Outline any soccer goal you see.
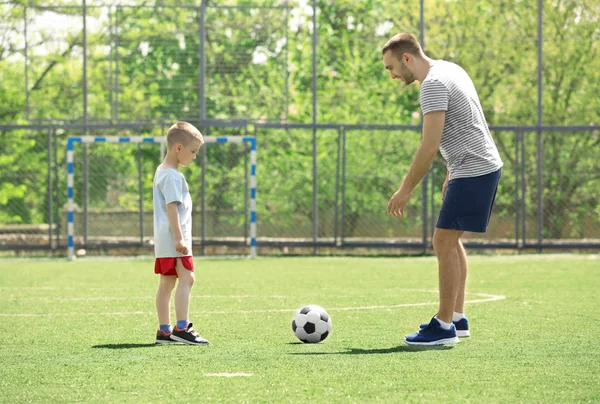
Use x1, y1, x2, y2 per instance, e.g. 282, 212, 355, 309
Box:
66, 135, 257, 260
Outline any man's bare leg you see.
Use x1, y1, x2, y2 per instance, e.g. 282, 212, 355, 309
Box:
432, 228, 464, 324
454, 240, 468, 315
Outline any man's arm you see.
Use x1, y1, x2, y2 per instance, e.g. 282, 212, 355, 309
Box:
399, 110, 446, 193
166, 202, 188, 254
387, 110, 446, 217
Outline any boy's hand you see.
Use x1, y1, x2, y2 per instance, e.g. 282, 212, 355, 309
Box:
174, 239, 189, 255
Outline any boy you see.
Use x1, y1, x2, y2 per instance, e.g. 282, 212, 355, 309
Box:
153, 121, 209, 345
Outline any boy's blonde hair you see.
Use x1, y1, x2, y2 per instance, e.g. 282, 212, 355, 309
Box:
167, 122, 204, 149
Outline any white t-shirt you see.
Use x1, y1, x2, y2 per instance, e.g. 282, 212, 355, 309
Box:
153, 168, 193, 258
419, 60, 503, 180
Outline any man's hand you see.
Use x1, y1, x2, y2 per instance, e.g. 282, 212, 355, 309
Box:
442, 169, 449, 201
387, 188, 411, 218
174, 239, 189, 255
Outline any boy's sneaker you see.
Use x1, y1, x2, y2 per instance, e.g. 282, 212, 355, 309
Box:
419, 317, 470, 338
171, 323, 209, 346
155, 329, 175, 345
405, 318, 460, 345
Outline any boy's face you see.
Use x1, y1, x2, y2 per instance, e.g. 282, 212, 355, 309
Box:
176, 139, 203, 167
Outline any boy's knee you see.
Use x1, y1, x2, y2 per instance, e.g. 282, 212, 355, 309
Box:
161, 283, 176, 292
179, 272, 195, 287
159, 276, 176, 292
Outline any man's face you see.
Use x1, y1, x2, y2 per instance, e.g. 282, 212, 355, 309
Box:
177, 139, 203, 167
383, 51, 416, 85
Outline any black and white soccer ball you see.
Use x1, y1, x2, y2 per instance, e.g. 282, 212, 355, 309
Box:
292, 304, 332, 343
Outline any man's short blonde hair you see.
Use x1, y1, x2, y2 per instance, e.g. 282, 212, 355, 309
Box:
167, 122, 204, 149
382, 33, 423, 60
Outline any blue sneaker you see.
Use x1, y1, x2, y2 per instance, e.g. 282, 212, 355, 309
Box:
420, 317, 470, 338
406, 318, 460, 345
453, 318, 470, 338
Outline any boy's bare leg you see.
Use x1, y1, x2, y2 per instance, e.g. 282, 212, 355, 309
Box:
454, 241, 468, 314
156, 275, 176, 326
432, 228, 464, 324
174, 258, 195, 323
171, 259, 208, 345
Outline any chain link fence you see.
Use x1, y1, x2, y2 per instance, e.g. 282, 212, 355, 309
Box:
1, 1, 599, 254
0, 123, 599, 254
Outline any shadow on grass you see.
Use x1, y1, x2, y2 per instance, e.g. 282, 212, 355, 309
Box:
92, 343, 158, 349
288, 345, 455, 355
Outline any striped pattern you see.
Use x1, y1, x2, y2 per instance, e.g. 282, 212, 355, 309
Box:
67, 136, 257, 260
420, 61, 503, 180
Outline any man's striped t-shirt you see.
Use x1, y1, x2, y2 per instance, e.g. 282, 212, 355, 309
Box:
419, 60, 503, 180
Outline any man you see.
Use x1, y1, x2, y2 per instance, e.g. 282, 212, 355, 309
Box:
382, 33, 503, 345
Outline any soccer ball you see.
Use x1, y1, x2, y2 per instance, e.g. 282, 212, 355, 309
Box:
292, 304, 332, 343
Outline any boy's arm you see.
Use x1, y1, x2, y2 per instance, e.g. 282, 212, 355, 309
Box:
166, 202, 188, 255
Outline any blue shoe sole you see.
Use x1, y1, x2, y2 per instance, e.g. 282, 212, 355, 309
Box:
404, 336, 460, 345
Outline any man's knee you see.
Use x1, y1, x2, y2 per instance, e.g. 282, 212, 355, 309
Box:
433, 229, 462, 254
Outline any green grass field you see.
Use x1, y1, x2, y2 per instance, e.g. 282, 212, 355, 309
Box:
1, 255, 599, 403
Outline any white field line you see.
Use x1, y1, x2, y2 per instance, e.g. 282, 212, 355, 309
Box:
0, 291, 505, 317
0, 289, 480, 301
0, 295, 292, 301
204, 373, 253, 377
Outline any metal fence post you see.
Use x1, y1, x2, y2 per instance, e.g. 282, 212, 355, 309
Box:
83, 142, 88, 247
47, 129, 53, 249
312, 0, 318, 254
515, 131, 520, 248
537, 0, 544, 252
521, 131, 526, 248
420, 3, 428, 251
334, 126, 342, 245
340, 127, 347, 245
109, 6, 114, 122
199, 2, 206, 121
244, 126, 249, 245
419, 0, 424, 49
83, 0, 88, 126
138, 138, 144, 246
284, 0, 290, 121
54, 129, 60, 247
115, 6, 120, 121
24, 6, 30, 121
201, 140, 207, 256
160, 121, 165, 159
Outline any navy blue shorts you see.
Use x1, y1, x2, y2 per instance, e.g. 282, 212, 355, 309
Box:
436, 168, 502, 233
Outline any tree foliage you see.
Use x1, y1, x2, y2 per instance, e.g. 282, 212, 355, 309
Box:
0, 0, 598, 240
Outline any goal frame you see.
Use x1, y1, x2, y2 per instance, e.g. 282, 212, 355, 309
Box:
66, 135, 257, 260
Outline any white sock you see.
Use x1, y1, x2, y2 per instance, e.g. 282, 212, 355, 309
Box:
435, 317, 452, 330
452, 312, 465, 322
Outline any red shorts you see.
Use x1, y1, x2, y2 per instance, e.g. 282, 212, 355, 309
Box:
154, 256, 195, 277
